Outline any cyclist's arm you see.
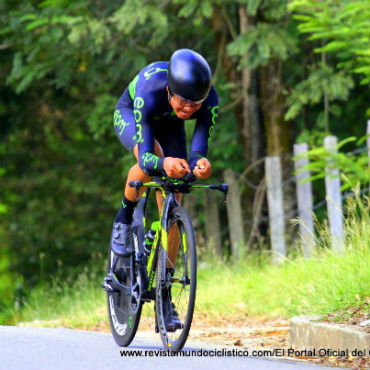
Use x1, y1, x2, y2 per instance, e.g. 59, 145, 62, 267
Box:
137, 121, 165, 176
188, 88, 219, 170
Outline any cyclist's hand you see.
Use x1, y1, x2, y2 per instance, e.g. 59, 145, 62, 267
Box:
193, 158, 212, 179
163, 157, 191, 178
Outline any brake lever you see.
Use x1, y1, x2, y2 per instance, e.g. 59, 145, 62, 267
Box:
222, 184, 229, 205
209, 183, 229, 205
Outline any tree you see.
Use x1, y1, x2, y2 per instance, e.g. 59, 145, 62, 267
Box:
286, 0, 369, 132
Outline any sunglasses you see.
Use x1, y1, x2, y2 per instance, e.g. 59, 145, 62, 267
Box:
168, 88, 207, 108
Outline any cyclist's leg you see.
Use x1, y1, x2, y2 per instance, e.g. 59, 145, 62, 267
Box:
112, 101, 164, 256
114, 101, 164, 210
153, 119, 187, 268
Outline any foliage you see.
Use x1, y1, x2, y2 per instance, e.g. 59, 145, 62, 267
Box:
289, 0, 370, 85
285, 65, 354, 121
286, 0, 370, 129
227, 1, 299, 69
296, 136, 370, 190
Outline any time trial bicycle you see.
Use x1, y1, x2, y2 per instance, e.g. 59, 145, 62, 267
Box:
102, 175, 228, 351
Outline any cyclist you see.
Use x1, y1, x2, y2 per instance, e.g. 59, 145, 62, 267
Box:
107, 48, 219, 331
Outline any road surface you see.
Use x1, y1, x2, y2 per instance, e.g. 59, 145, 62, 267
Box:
0, 326, 339, 370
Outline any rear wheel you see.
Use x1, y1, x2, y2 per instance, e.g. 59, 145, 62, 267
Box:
106, 232, 142, 347
155, 206, 197, 351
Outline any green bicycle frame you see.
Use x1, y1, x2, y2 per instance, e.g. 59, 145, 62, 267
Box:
143, 182, 180, 292
130, 178, 228, 294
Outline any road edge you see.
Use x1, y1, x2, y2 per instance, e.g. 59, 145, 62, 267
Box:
290, 316, 370, 356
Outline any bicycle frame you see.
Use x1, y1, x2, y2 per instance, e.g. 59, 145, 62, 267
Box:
129, 177, 228, 300
131, 181, 181, 299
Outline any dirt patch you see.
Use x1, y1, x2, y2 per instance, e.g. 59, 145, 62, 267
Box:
139, 312, 290, 348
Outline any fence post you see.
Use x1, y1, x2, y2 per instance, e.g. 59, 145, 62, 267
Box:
265, 156, 286, 264
293, 143, 315, 258
223, 169, 245, 260
324, 136, 344, 252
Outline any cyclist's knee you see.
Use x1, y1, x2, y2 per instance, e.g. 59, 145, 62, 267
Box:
133, 141, 164, 162
128, 162, 151, 181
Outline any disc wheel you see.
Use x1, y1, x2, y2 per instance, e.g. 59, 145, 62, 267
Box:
106, 232, 142, 347
155, 206, 197, 351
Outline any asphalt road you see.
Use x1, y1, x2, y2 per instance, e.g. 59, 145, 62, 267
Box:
0, 326, 339, 370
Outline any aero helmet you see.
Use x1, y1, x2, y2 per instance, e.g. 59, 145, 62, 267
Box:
167, 49, 212, 102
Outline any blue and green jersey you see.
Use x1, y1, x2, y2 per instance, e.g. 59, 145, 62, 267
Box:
115, 61, 219, 175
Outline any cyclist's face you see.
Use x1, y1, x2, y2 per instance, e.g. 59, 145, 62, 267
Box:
170, 94, 202, 120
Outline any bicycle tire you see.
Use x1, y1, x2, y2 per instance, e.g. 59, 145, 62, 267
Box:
106, 231, 142, 347
155, 206, 197, 351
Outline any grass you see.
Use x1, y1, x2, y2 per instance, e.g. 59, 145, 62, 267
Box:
8, 268, 107, 330
6, 194, 370, 329
197, 247, 369, 318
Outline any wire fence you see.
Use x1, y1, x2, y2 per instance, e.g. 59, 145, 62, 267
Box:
190, 121, 370, 262
214, 132, 370, 255
237, 144, 368, 221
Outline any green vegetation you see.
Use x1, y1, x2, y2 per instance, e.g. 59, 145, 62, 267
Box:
8, 269, 107, 330
9, 195, 370, 328
200, 192, 370, 318
198, 248, 369, 318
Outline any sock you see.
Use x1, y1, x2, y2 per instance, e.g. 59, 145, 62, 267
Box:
114, 197, 137, 224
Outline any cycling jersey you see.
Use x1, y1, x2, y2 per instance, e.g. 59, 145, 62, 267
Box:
114, 61, 219, 175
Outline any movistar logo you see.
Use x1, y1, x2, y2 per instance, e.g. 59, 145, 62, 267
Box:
208, 105, 219, 144
114, 110, 130, 135
142, 152, 159, 169
144, 66, 167, 80
211, 105, 219, 125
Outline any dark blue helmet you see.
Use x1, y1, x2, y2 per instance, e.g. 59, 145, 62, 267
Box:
167, 49, 212, 102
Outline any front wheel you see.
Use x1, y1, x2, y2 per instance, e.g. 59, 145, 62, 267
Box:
156, 206, 197, 351
106, 232, 142, 347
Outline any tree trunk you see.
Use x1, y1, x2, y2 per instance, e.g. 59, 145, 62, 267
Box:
224, 169, 245, 260
204, 191, 222, 256
250, 70, 263, 165
259, 60, 289, 156
259, 60, 295, 238
239, 6, 252, 167
210, 5, 265, 251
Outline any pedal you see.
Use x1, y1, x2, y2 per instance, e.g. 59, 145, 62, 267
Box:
101, 281, 114, 292
101, 277, 117, 293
